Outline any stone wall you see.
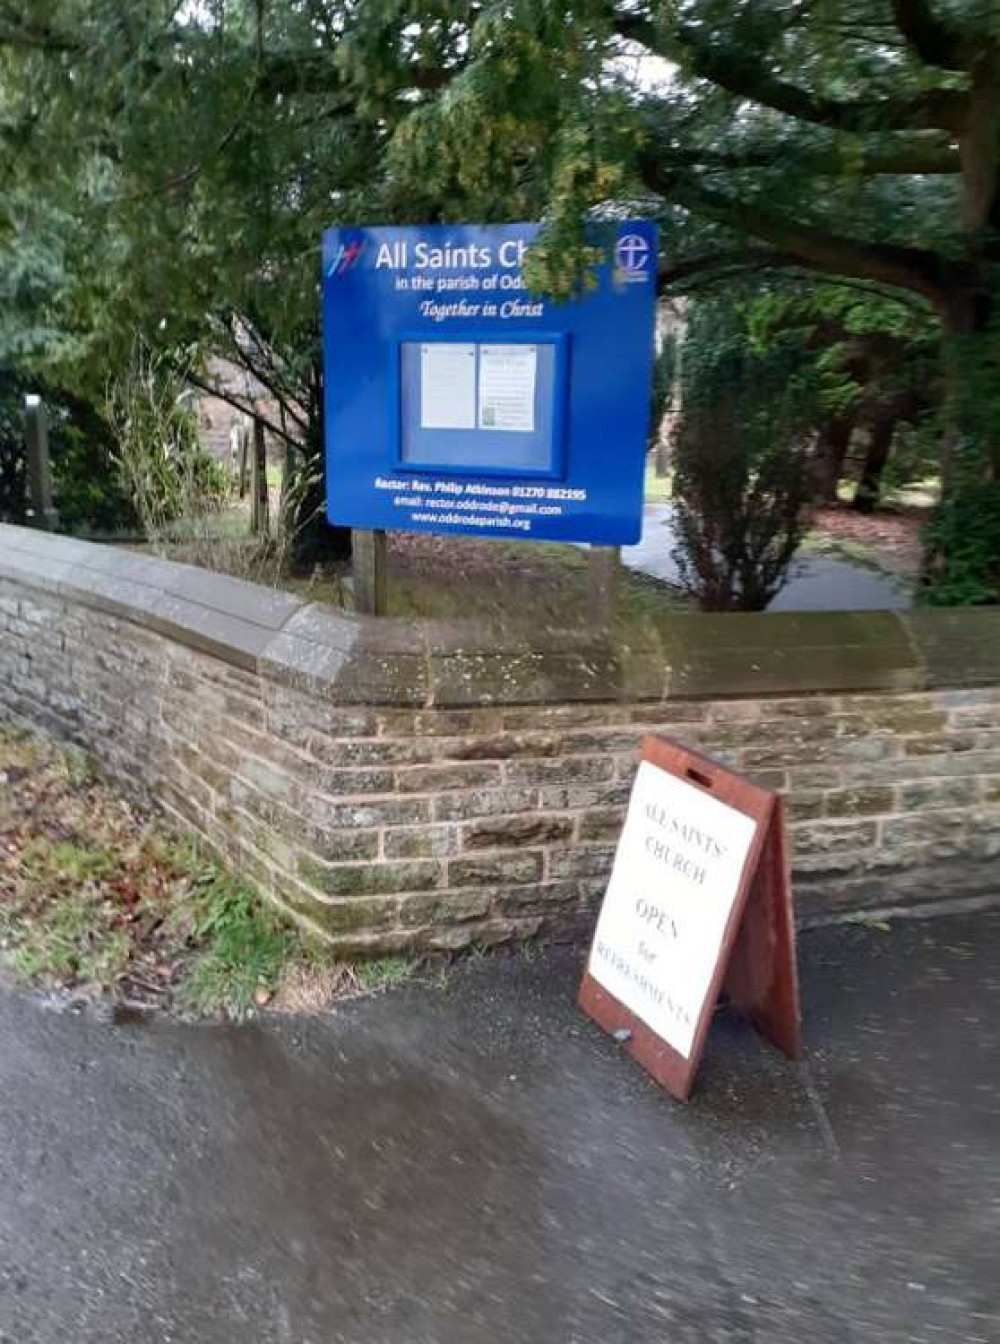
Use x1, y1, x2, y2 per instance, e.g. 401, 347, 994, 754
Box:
2, 524, 999, 952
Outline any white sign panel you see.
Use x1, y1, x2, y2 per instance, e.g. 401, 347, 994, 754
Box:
420, 343, 476, 430
478, 343, 537, 432
588, 761, 757, 1059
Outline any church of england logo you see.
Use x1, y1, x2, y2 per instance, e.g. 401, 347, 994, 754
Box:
614, 233, 651, 284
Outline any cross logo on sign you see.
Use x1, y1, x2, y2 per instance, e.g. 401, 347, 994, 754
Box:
614, 233, 650, 279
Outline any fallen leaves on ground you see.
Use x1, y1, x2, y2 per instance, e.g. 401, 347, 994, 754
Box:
809, 506, 925, 578
0, 723, 197, 1005
0, 722, 418, 1016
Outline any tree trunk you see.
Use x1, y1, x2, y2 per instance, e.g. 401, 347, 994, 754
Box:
814, 415, 854, 503
287, 361, 351, 568
937, 283, 1000, 483
853, 416, 896, 513
938, 290, 976, 493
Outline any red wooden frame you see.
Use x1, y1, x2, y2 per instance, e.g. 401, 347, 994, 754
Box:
578, 734, 801, 1101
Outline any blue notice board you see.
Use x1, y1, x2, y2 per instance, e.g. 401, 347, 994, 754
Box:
322, 220, 657, 544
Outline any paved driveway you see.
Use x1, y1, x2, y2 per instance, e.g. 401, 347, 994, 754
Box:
624, 505, 910, 610
0, 913, 996, 1342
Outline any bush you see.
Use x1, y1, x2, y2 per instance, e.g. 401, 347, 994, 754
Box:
49, 393, 138, 535
0, 370, 28, 524
670, 299, 820, 611
105, 339, 229, 540
921, 482, 1000, 606
0, 370, 137, 533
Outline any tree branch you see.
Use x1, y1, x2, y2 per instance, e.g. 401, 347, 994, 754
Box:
619, 16, 969, 133
0, 17, 83, 53
221, 319, 310, 435
257, 50, 453, 99
657, 249, 931, 312
890, 0, 970, 71
959, 52, 1000, 230
643, 165, 950, 302
675, 25, 967, 132
182, 371, 301, 450
657, 248, 795, 289
0, 14, 452, 110
656, 140, 960, 175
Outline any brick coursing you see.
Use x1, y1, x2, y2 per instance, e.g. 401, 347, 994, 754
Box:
2, 577, 1000, 953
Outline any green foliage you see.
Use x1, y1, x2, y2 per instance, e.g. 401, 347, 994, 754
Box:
738, 279, 943, 508
0, 368, 136, 533
0, 369, 28, 523
48, 394, 138, 535
9, 913, 130, 989
353, 957, 415, 992
879, 420, 940, 495
2, 721, 426, 1015
20, 836, 118, 885
105, 341, 228, 539
920, 309, 1000, 601
747, 285, 934, 351
174, 871, 295, 1018
921, 483, 1000, 607
4, 829, 137, 990
0, 1, 997, 595
0, 4, 372, 558
947, 313, 1000, 477
8, 838, 128, 986
743, 283, 938, 416
671, 296, 821, 611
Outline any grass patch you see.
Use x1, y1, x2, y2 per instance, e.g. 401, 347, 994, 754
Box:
353, 957, 415, 993
644, 462, 672, 503
0, 722, 417, 1018
133, 492, 689, 627
0, 729, 194, 994
171, 869, 296, 1018
8, 894, 131, 987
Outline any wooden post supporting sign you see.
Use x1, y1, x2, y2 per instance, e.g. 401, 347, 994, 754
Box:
578, 734, 801, 1101
587, 545, 620, 627
353, 528, 388, 616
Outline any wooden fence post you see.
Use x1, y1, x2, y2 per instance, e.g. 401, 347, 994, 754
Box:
250, 419, 269, 536
24, 396, 58, 531
237, 420, 250, 498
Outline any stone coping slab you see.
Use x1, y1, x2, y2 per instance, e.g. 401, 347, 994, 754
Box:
3, 523, 1000, 707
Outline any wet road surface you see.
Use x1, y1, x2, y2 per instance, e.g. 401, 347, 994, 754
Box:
0, 912, 997, 1343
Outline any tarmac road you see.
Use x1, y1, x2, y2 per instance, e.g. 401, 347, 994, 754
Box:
0, 911, 997, 1343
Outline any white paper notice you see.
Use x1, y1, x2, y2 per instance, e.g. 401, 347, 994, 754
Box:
588, 761, 757, 1059
478, 344, 537, 433
420, 343, 476, 430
